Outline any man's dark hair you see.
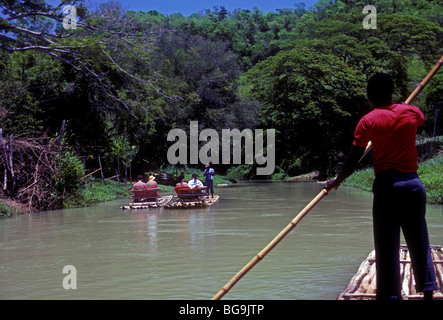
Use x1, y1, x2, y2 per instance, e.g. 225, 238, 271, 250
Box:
367, 73, 394, 106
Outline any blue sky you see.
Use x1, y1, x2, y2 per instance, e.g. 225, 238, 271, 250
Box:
70, 0, 320, 16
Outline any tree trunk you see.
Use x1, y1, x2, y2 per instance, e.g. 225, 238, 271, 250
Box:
98, 153, 105, 185
116, 154, 120, 182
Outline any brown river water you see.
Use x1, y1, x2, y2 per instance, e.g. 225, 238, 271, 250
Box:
1, 181, 442, 300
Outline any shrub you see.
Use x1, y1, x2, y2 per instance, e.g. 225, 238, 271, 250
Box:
56, 151, 85, 206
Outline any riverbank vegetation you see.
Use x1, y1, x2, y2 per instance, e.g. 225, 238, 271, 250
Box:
342, 136, 443, 204
1, 0, 442, 214
344, 152, 443, 204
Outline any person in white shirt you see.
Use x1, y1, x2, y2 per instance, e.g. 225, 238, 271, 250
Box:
188, 173, 203, 189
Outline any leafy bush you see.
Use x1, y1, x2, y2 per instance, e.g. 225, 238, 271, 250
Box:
418, 153, 443, 204
56, 151, 85, 206
78, 179, 132, 206
344, 153, 443, 204
343, 169, 374, 192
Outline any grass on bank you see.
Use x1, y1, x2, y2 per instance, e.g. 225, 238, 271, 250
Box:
71, 179, 133, 207
343, 152, 443, 204
0, 200, 28, 218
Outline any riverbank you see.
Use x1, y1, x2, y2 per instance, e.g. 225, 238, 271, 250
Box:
343, 152, 443, 204
61, 171, 232, 208
2, 151, 441, 218
0, 170, 234, 218
0, 179, 133, 218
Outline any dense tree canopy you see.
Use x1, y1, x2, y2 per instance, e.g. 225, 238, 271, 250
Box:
245, 11, 442, 177
1, 0, 442, 208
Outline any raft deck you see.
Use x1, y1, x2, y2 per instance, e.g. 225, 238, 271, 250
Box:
120, 195, 173, 210
164, 195, 219, 209
338, 245, 443, 300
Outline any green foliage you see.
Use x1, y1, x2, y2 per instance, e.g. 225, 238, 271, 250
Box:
271, 166, 288, 181
417, 152, 443, 204
161, 165, 233, 185
77, 179, 132, 207
344, 151, 443, 204
56, 151, 85, 206
226, 164, 256, 181
1, 0, 443, 211
342, 169, 375, 192
423, 73, 443, 136
245, 38, 367, 177
0, 199, 27, 218
244, 11, 442, 178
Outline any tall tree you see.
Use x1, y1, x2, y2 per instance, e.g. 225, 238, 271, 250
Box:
245, 12, 443, 177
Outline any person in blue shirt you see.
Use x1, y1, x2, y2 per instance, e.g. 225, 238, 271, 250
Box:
204, 163, 215, 197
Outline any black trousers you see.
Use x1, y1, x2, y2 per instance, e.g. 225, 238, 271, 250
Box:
205, 179, 214, 196
372, 170, 438, 300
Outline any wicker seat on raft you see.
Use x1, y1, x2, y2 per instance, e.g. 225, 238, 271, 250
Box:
174, 186, 207, 201
131, 188, 160, 203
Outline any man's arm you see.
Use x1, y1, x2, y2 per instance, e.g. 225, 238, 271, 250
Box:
324, 145, 366, 191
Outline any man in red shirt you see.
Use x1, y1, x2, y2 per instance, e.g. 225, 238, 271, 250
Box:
325, 73, 438, 300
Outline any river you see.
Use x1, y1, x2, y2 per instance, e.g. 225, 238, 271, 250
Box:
1, 181, 442, 300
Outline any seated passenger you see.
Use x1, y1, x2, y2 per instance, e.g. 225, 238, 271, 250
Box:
175, 174, 188, 187
132, 175, 147, 191
188, 173, 203, 189
145, 175, 158, 188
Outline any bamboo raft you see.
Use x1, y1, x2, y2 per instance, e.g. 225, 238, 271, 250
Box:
338, 245, 443, 300
164, 195, 219, 209
120, 195, 173, 210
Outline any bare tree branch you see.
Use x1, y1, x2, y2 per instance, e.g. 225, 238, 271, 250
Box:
0, 1, 179, 111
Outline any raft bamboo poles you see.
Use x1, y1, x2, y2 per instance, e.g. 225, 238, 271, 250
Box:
338, 246, 443, 300
212, 56, 443, 301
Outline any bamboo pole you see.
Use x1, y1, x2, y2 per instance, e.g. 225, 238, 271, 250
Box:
402, 251, 412, 296
81, 168, 102, 180
433, 248, 443, 290
212, 56, 443, 300
365, 264, 377, 294
360, 55, 443, 162
346, 253, 374, 293
212, 188, 329, 300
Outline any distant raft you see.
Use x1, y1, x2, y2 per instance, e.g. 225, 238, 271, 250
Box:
120, 188, 173, 210
338, 245, 443, 300
165, 195, 219, 209
164, 186, 219, 209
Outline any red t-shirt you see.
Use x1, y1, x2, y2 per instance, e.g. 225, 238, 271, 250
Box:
353, 103, 424, 173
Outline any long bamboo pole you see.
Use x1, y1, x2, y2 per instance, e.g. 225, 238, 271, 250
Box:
212, 55, 443, 301
212, 188, 328, 300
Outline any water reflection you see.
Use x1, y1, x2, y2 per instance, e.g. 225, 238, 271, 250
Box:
0, 181, 442, 300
